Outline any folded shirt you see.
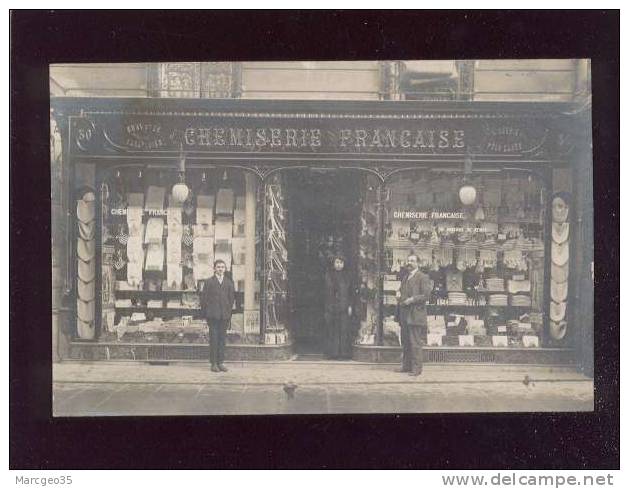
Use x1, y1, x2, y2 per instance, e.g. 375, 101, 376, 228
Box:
145, 244, 165, 272
144, 217, 164, 244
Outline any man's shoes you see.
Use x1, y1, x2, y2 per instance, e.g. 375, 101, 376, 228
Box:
218, 364, 228, 372
409, 369, 422, 377
210, 364, 220, 373
395, 367, 411, 373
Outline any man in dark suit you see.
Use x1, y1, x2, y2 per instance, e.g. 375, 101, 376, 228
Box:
200, 259, 235, 373
397, 254, 433, 376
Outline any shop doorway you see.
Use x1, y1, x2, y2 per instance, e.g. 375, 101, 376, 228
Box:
286, 169, 362, 353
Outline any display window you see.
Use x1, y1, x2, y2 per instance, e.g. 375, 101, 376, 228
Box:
382, 170, 546, 348
79, 166, 261, 344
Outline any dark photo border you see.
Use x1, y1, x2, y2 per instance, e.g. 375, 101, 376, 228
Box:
10, 10, 619, 469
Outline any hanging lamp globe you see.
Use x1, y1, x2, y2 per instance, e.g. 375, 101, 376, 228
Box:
459, 184, 477, 206
172, 182, 189, 204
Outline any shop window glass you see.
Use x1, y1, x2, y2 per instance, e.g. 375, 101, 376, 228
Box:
356, 176, 381, 345
383, 170, 546, 348
95, 166, 260, 344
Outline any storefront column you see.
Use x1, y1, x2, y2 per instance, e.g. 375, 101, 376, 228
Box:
243, 173, 259, 336
376, 180, 386, 346
259, 180, 268, 344
51, 111, 72, 360
572, 111, 594, 376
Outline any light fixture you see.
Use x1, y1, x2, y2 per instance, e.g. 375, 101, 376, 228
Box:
172, 146, 190, 204
458, 153, 477, 206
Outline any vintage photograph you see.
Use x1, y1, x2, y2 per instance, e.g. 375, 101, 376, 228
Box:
49, 60, 594, 416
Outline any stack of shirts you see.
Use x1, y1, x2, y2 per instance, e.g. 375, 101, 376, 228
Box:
503, 248, 527, 271
139, 318, 164, 333
485, 277, 505, 292
427, 315, 446, 335
507, 279, 531, 294
478, 248, 497, 270
114, 298, 133, 308
510, 295, 532, 307
456, 247, 478, 271
147, 299, 163, 309
465, 318, 486, 336
447, 292, 467, 305
166, 299, 181, 309
488, 294, 508, 306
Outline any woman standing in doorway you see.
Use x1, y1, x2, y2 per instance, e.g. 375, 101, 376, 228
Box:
324, 255, 357, 359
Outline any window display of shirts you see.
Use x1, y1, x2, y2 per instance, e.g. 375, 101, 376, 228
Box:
145, 186, 165, 211
145, 244, 165, 272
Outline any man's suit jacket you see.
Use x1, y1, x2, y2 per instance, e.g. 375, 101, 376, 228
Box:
399, 269, 433, 326
200, 275, 235, 322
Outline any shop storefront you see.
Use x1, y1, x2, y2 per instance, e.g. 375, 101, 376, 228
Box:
51, 97, 590, 366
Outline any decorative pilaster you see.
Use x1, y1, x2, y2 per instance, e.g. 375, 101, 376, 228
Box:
456, 60, 475, 101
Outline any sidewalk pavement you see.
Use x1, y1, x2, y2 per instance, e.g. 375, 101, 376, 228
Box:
53, 361, 594, 416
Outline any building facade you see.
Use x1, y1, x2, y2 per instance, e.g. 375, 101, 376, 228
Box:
50, 61, 593, 373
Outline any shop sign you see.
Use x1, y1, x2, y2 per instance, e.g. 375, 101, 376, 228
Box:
69, 111, 556, 160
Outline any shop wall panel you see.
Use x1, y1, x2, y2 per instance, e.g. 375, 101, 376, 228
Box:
50, 64, 151, 97
241, 68, 380, 99
473, 92, 574, 102
476, 59, 577, 71
242, 61, 379, 70
241, 91, 381, 100
474, 70, 575, 95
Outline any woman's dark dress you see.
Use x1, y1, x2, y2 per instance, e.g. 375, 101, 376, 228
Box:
324, 270, 355, 359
